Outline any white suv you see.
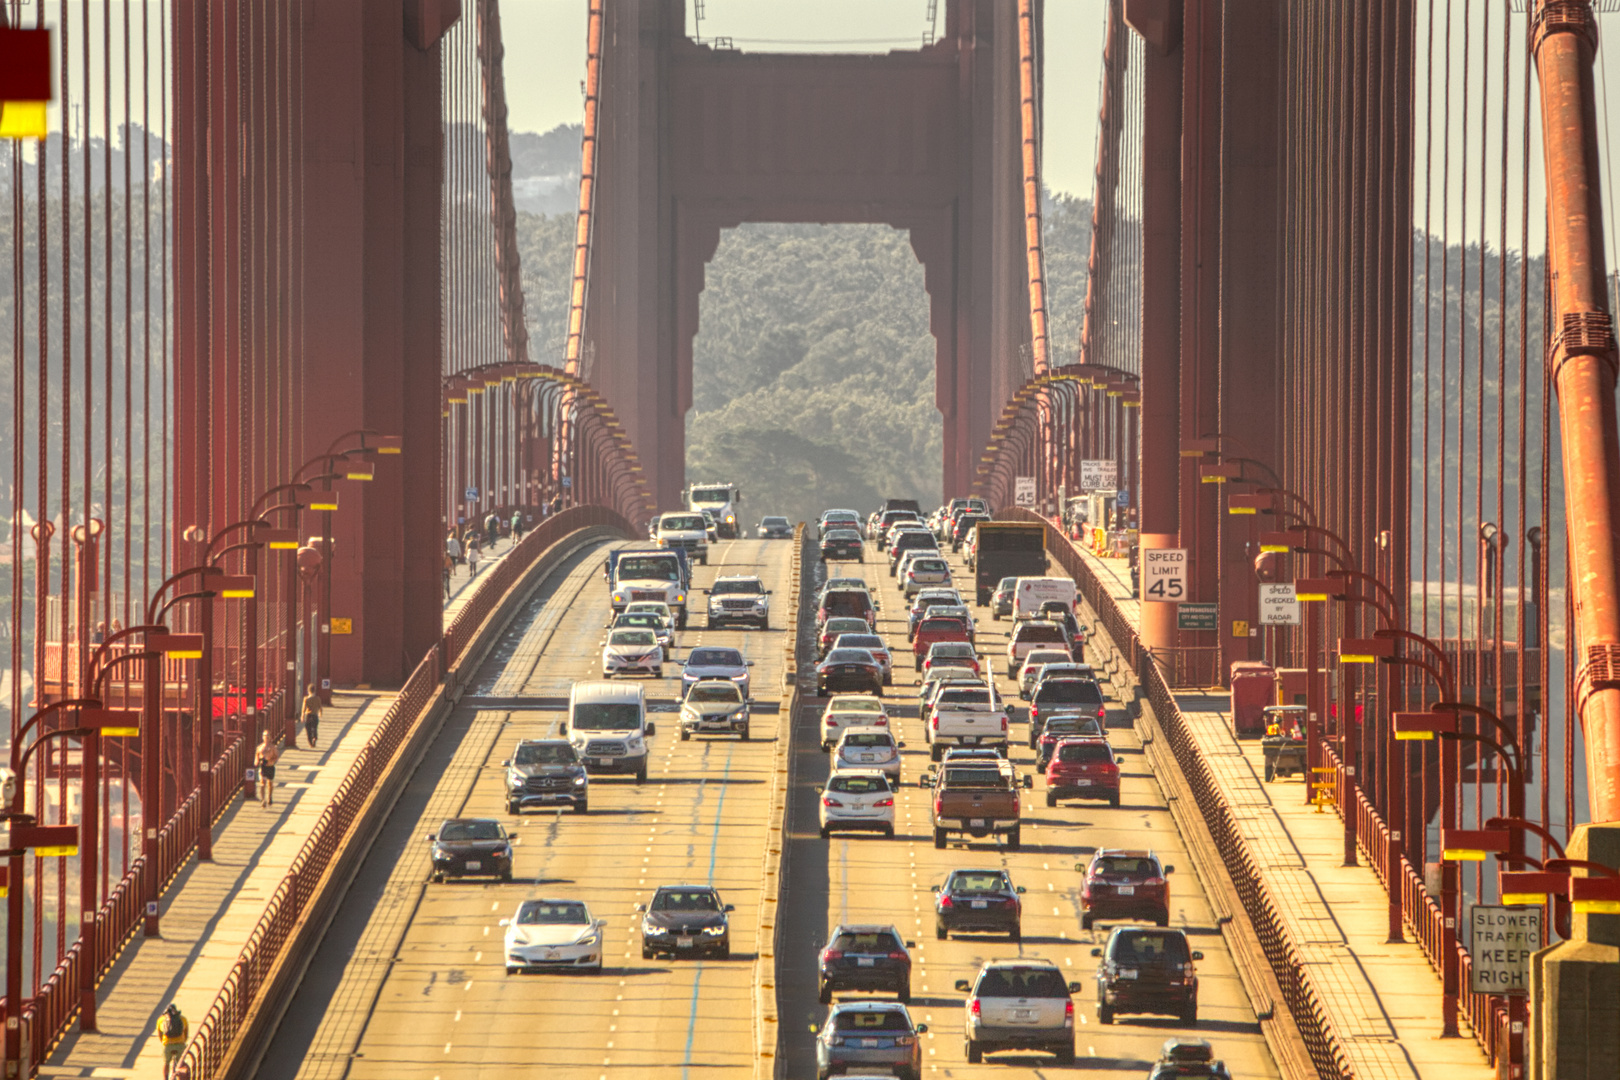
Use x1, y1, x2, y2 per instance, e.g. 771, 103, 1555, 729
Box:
832, 726, 904, 781
655, 511, 709, 564
818, 769, 896, 838
955, 959, 1080, 1065
706, 575, 770, 629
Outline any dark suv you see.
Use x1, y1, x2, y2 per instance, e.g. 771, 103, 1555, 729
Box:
1092, 926, 1201, 1024
1078, 849, 1175, 928
818, 924, 914, 1002
503, 739, 588, 815
933, 868, 1024, 940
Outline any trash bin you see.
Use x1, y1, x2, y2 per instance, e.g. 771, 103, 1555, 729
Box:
1228, 661, 1276, 738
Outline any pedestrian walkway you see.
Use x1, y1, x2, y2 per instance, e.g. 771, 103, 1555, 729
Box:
1073, 541, 1494, 1080
443, 525, 528, 616
41, 692, 395, 1080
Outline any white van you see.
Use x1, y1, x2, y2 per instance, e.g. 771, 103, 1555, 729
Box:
1013, 576, 1078, 621
567, 681, 655, 783
656, 511, 709, 565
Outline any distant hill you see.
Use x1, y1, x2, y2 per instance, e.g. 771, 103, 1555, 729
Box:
509, 124, 582, 216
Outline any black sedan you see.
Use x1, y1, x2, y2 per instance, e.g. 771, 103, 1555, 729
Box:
638, 884, 734, 960
757, 515, 794, 539
820, 528, 865, 561
819, 923, 914, 1002
933, 868, 1025, 941
817, 648, 885, 696
427, 818, 515, 883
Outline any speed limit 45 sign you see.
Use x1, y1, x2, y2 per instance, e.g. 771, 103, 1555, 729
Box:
1142, 548, 1188, 602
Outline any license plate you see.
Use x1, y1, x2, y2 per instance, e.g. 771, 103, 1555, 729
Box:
465, 860, 481, 871
677, 937, 694, 949
858, 754, 875, 762
860, 1039, 881, 1048
594, 756, 615, 765
857, 957, 876, 967
971, 900, 989, 909
971, 818, 986, 827
1117, 885, 1135, 895
962, 735, 977, 744
1012, 1008, 1035, 1020
1076, 778, 1092, 786
1120, 969, 1139, 979
841, 666, 861, 674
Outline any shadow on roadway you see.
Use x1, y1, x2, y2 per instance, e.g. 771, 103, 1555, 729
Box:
777, 697, 833, 1067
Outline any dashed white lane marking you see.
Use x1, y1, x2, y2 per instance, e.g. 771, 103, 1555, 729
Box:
454, 1010, 462, 1022
464, 980, 473, 991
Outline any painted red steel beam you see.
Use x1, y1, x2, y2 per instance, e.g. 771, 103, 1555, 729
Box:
476, 0, 531, 368
1533, 1, 1620, 822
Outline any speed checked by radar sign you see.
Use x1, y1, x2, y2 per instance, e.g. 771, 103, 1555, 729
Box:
1142, 548, 1188, 602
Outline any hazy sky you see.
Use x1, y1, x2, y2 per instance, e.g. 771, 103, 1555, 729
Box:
501, 0, 1106, 199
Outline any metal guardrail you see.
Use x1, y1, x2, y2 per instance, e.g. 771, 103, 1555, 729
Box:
999, 508, 1355, 1079
175, 505, 629, 1079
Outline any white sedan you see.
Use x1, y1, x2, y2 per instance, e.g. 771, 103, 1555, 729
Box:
818, 769, 897, 838
820, 694, 893, 750
502, 898, 605, 974
601, 628, 664, 678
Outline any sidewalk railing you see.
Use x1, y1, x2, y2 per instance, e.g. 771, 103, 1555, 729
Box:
174, 505, 626, 1079
999, 508, 1355, 1078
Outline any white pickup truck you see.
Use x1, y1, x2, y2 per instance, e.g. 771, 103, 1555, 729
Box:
925, 683, 1010, 761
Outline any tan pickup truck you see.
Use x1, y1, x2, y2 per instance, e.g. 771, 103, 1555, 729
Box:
920, 757, 1033, 850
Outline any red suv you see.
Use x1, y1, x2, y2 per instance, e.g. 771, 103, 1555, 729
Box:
912, 616, 972, 670
1044, 737, 1120, 808
1076, 849, 1174, 928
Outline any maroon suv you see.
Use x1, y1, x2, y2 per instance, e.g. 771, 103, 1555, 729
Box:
1044, 737, 1120, 808
1077, 849, 1175, 928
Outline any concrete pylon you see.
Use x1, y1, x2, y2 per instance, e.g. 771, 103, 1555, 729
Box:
1529, 822, 1620, 1080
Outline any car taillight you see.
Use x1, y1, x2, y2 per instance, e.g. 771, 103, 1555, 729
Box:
823, 949, 843, 960
876, 797, 894, 807
1065, 999, 1075, 1021
939, 894, 953, 908
969, 998, 981, 1017
822, 796, 843, 807
934, 798, 944, 816
888, 950, 907, 960
1144, 877, 1165, 887
930, 714, 939, 728
1097, 707, 1107, 719
874, 717, 887, 725
826, 718, 839, 728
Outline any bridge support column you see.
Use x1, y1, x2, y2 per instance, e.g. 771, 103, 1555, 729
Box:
1529, 823, 1620, 1080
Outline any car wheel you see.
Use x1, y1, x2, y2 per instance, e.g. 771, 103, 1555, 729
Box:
929, 745, 942, 763
1045, 791, 1057, 808
1011, 924, 1022, 942
676, 612, 687, 630
1109, 792, 1121, 808
992, 611, 1000, 621
1081, 913, 1094, 930
431, 871, 444, 883
1181, 1000, 1198, 1025
936, 922, 947, 940
819, 825, 830, 839
913, 657, 922, 671
897, 979, 911, 1003
1098, 1004, 1114, 1024
636, 766, 648, 784
576, 800, 589, 813
884, 824, 895, 838
500, 868, 513, 883
933, 827, 947, 850
1157, 908, 1170, 927
882, 672, 892, 686
680, 728, 691, 741
1006, 825, 1021, 851
818, 982, 833, 1005
655, 666, 664, 678
966, 1040, 983, 1064
1054, 1043, 1076, 1065
642, 944, 655, 960
740, 725, 750, 741
699, 554, 707, 565
505, 966, 517, 976
506, 800, 520, 815
717, 943, 730, 960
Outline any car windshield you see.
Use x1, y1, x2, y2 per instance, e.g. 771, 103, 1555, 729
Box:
828, 774, 890, 794
661, 515, 706, 531
618, 557, 679, 581
914, 593, 955, 608
616, 614, 660, 628
950, 872, 1011, 893
832, 930, 901, 952
837, 635, 884, 650
843, 732, 893, 748
651, 889, 719, 912
513, 743, 576, 766
825, 578, 866, 591
920, 617, 967, 633
609, 630, 656, 647
825, 619, 869, 635
688, 648, 743, 667
1044, 718, 1102, 737
516, 901, 588, 925
1058, 741, 1112, 763
710, 579, 763, 594
832, 1009, 911, 1033
439, 821, 503, 842
931, 642, 975, 657
1111, 932, 1190, 963
572, 703, 642, 730
691, 488, 731, 503
831, 697, 882, 713
912, 559, 948, 572
825, 529, 861, 541
762, 516, 789, 526
823, 592, 872, 611
939, 688, 992, 706
1016, 624, 1068, 644
1096, 857, 1157, 877
941, 767, 1005, 788
1024, 651, 1071, 669
624, 603, 668, 617
1037, 680, 1103, 704
975, 967, 1069, 998
826, 649, 874, 664
688, 683, 743, 704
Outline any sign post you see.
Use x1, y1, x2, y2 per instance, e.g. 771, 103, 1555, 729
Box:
1468, 905, 1540, 995
1142, 548, 1188, 602
1014, 477, 1036, 508
1080, 459, 1118, 491
1259, 583, 1301, 626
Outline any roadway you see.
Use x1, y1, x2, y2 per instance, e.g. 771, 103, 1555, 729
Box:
263, 534, 796, 1078
777, 536, 1282, 1078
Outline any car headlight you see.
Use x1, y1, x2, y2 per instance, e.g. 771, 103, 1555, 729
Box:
753, 597, 768, 607
642, 919, 664, 935
701, 924, 727, 936
573, 774, 587, 786
432, 844, 448, 858
673, 593, 685, 604
627, 735, 645, 750
725, 514, 735, 523
508, 775, 523, 790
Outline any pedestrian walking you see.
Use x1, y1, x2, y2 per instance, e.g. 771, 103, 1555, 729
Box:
443, 551, 453, 599
255, 730, 280, 808
511, 509, 524, 542
301, 686, 322, 749
445, 530, 463, 567
156, 1003, 188, 1078
485, 511, 499, 548
467, 540, 481, 578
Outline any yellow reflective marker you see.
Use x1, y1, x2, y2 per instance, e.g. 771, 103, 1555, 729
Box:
167, 649, 203, 660
308, 500, 339, 511
1501, 893, 1547, 907
0, 102, 48, 140
1296, 592, 1329, 602
35, 846, 78, 858
268, 540, 299, 550
1339, 654, 1376, 664
1228, 506, 1258, 515
1259, 543, 1290, 553
102, 727, 140, 737
1442, 849, 1488, 861
1394, 730, 1436, 741
220, 588, 255, 599
1574, 899, 1620, 914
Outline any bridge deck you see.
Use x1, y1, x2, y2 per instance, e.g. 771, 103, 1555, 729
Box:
1076, 544, 1496, 1080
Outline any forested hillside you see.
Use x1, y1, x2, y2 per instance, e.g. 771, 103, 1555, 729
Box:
516, 193, 1094, 525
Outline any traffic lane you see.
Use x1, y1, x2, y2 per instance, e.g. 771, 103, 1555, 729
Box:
275, 536, 793, 1077
785, 539, 1277, 1077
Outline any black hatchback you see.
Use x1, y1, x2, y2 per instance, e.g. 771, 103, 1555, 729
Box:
1093, 926, 1202, 1025
819, 924, 914, 1002
933, 868, 1025, 940
426, 818, 515, 883
821, 528, 865, 561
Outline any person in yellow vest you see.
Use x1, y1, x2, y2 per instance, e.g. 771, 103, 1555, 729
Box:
156, 1002, 188, 1077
